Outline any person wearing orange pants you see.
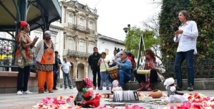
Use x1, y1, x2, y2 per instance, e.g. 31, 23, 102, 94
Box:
35, 31, 55, 93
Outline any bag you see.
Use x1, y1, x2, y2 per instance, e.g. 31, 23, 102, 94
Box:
15, 54, 25, 68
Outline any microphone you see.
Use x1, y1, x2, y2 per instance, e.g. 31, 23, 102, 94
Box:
171, 25, 179, 31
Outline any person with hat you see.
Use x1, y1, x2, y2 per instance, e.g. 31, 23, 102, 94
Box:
15, 21, 39, 95
107, 51, 132, 88
35, 30, 55, 93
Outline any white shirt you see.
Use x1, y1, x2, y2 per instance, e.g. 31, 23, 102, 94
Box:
61, 62, 71, 73
173, 21, 199, 54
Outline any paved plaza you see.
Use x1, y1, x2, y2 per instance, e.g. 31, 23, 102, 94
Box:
0, 87, 214, 109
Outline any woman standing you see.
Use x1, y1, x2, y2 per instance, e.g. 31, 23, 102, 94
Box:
35, 31, 55, 93
134, 49, 159, 91
15, 21, 39, 95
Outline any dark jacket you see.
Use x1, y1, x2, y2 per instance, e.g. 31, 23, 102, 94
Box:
88, 53, 101, 70
53, 57, 61, 72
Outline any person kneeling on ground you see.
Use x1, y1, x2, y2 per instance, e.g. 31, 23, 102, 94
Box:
108, 51, 132, 88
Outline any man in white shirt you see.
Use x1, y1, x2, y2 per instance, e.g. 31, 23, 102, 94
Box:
61, 58, 72, 89
174, 10, 198, 91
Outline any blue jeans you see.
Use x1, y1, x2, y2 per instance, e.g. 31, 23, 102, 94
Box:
63, 72, 72, 88
174, 50, 194, 87
100, 71, 109, 87
108, 70, 131, 87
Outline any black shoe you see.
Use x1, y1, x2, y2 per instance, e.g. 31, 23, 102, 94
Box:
53, 88, 58, 90
187, 85, 194, 91
176, 86, 183, 91
64, 87, 67, 89
69, 86, 73, 89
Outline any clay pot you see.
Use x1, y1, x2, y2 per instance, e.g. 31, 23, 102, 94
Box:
151, 89, 162, 98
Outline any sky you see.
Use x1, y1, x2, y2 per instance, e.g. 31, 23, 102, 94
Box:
77, 0, 161, 41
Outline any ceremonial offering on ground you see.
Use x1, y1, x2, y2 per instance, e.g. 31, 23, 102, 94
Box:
32, 95, 81, 109
113, 91, 139, 102
150, 89, 162, 98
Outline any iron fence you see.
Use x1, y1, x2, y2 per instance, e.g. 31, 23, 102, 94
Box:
0, 37, 17, 71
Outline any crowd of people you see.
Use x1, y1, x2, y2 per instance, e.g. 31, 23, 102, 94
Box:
15, 10, 198, 95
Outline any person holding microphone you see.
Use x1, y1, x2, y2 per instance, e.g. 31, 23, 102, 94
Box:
174, 10, 199, 91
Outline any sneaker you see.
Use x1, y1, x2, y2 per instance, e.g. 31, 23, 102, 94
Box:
69, 86, 73, 89
106, 87, 109, 90
17, 91, 23, 95
23, 90, 32, 94
98, 87, 103, 90
187, 85, 194, 91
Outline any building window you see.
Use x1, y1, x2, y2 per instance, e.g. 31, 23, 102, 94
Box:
68, 14, 74, 28
79, 40, 86, 52
79, 17, 86, 27
88, 42, 95, 53
89, 21, 94, 30
67, 38, 75, 50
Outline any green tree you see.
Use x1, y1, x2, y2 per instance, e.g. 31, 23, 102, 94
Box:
124, 26, 158, 57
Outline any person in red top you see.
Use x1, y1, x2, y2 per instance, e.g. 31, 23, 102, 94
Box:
15, 21, 39, 95
127, 52, 136, 69
134, 49, 159, 91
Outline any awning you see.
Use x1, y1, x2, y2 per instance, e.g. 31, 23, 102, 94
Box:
0, 0, 62, 32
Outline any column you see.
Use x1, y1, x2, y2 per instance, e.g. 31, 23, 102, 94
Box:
86, 14, 89, 30
94, 17, 98, 34
86, 38, 88, 54
64, 6, 67, 24
75, 35, 79, 52
73, 63, 77, 80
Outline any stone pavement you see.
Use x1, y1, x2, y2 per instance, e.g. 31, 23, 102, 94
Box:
0, 88, 214, 109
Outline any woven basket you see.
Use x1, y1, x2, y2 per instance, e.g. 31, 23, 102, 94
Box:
107, 66, 119, 80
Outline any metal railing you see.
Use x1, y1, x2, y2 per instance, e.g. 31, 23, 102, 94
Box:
87, 28, 95, 34
77, 25, 86, 32
0, 38, 17, 71
163, 59, 214, 78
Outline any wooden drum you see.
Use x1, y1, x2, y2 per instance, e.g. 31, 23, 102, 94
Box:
107, 66, 119, 80
75, 79, 85, 92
